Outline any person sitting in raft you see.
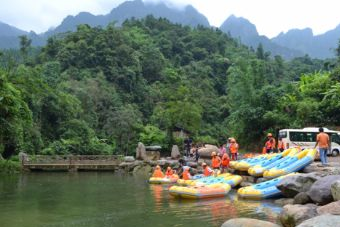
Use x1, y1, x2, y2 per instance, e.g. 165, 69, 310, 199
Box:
221, 153, 230, 173
230, 138, 239, 160
165, 166, 174, 177
152, 165, 164, 178
278, 137, 285, 153
202, 163, 213, 177
182, 166, 192, 180
211, 152, 221, 170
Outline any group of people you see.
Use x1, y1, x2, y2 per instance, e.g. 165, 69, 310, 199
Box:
263, 133, 286, 154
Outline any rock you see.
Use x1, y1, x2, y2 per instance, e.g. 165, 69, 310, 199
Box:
317, 201, 340, 215
133, 164, 152, 175
156, 159, 166, 166
119, 162, 136, 172
18, 152, 29, 162
136, 142, 147, 160
221, 218, 280, 227
124, 156, 135, 162
186, 162, 198, 168
296, 214, 340, 227
307, 175, 340, 205
279, 204, 318, 227
165, 160, 179, 168
331, 180, 340, 201
275, 198, 294, 206
277, 173, 322, 198
145, 145, 162, 151
294, 192, 312, 205
171, 145, 181, 159
240, 181, 253, 187
198, 144, 219, 158
145, 150, 160, 161
241, 175, 257, 183
302, 162, 340, 175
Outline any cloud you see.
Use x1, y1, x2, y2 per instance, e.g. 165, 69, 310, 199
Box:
1, 0, 340, 37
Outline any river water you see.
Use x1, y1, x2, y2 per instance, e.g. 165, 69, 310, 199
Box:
0, 172, 282, 227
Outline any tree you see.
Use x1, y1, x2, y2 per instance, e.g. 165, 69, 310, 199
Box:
19, 35, 32, 62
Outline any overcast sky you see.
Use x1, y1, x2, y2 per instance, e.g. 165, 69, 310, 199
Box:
1, 0, 340, 38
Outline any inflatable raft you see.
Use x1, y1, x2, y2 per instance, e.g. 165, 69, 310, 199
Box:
177, 173, 242, 187
233, 154, 276, 171
263, 149, 317, 179
169, 183, 231, 199
237, 173, 296, 199
149, 174, 179, 184
248, 148, 299, 177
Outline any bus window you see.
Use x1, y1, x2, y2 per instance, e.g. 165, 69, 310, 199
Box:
306, 132, 317, 142
279, 131, 287, 138
331, 133, 340, 144
290, 131, 305, 142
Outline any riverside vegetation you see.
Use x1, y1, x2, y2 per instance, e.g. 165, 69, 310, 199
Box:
1, 16, 340, 164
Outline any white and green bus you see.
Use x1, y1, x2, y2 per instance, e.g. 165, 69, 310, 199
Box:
279, 127, 340, 156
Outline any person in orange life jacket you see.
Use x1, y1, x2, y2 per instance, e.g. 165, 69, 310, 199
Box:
211, 152, 221, 170
165, 166, 174, 177
152, 165, 164, 178
221, 153, 230, 173
265, 133, 276, 153
278, 137, 285, 153
202, 163, 213, 176
182, 166, 192, 180
230, 138, 239, 160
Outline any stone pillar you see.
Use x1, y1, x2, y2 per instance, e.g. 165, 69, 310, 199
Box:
171, 145, 180, 159
136, 142, 147, 160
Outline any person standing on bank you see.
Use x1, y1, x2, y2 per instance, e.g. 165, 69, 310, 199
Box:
314, 127, 330, 166
264, 133, 276, 153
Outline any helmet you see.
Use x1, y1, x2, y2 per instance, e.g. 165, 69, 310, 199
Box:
231, 138, 236, 143
156, 165, 161, 169
167, 166, 171, 170
267, 133, 273, 137
211, 152, 216, 156
202, 162, 207, 166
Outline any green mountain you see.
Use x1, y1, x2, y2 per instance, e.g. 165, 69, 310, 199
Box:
219, 15, 304, 59
272, 26, 340, 59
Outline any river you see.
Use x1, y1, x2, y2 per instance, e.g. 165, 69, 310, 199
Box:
0, 172, 282, 227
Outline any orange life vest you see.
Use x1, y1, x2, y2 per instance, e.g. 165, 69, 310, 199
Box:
165, 169, 173, 177
221, 154, 230, 167
265, 138, 276, 149
278, 141, 285, 150
182, 170, 191, 180
203, 166, 213, 176
152, 169, 164, 178
230, 143, 239, 154
212, 156, 221, 168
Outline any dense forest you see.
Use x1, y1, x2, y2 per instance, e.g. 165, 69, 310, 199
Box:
1, 16, 340, 158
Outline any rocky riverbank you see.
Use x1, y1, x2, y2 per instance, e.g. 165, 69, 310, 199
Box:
220, 159, 340, 227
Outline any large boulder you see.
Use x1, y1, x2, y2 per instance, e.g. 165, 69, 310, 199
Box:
136, 142, 147, 160
331, 180, 340, 201
133, 164, 152, 175
279, 204, 318, 227
307, 175, 340, 205
274, 198, 294, 206
317, 201, 340, 215
302, 162, 340, 175
296, 214, 340, 227
171, 145, 181, 159
145, 150, 160, 161
294, 192, 312, 205
277, 173, 321, 198
124, 156, 135, 162
221, 218, 280, 227
198, 144, 219, 158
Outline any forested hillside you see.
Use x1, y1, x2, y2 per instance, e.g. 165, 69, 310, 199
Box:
1, 16, 339, 158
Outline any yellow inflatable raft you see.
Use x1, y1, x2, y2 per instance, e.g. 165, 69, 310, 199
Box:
169, 183, 231, 199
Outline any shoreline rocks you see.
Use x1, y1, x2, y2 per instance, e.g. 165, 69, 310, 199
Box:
221, 218, 280, 227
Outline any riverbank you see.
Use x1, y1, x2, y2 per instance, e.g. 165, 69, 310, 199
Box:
0, 159, 21, 173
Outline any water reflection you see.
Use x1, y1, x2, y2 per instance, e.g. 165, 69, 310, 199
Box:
149, 184, 282, 226
0, 173, 282, 227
